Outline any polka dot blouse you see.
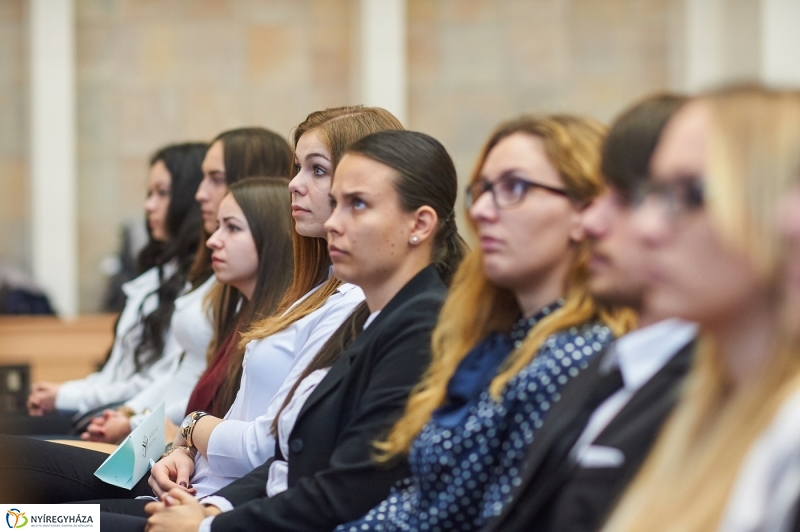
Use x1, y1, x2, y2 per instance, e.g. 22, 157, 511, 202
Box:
337, 301, 614, 532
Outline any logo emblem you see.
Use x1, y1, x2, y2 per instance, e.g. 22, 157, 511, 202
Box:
5, 509, 27, 528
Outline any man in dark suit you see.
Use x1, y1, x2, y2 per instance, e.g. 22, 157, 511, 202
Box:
481, 94, 697, 532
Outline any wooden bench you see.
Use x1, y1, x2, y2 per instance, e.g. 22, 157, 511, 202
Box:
0, 314, 117, 383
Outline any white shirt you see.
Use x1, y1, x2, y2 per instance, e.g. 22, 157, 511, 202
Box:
126, 275, 217, 429
198, 295, 377, 531
719, 389, 800, 532
56, 263, 183, 413
190, 282, 364, 497
570, 318, 697, 466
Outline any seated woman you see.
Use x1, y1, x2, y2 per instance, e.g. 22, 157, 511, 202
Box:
124, 129, 467, 532
0, 106, 403, 507
601, 87, 800, 532
339, 115, 635, 532
146, 106, 403, 502
0, 177, 294, 503
7, 142, 208, 437
80, 127, 294, 444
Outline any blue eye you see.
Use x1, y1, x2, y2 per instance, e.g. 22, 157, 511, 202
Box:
353, 198, 366, 210
313, 165, 327, 177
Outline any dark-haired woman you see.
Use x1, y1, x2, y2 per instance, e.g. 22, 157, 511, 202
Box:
80, 128, 294, 444
136, 129, 468, 532
18, 143, 209, 436
0, 177, 295, 503
139, 107, 401, 503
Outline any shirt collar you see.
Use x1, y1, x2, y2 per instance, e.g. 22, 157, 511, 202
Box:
601, 318, 697, 391
510, 299, 564, 344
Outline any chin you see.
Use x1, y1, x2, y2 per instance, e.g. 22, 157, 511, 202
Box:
331, 265, 356, 285
646, 289, 695, 322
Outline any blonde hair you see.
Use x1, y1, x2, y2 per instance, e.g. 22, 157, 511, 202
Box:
376, 115, 636, 460
240, 106, 403, 345
603, 86, 800, 532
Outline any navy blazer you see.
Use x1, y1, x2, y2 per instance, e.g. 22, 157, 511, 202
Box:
482, 339, 695, 532
209, 265, 447, 532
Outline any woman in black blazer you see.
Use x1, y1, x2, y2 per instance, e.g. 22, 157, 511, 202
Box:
104, 130, 467, 532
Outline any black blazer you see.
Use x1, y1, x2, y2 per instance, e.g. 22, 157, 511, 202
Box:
482, 339, 695, 532
210, 266, 447, 532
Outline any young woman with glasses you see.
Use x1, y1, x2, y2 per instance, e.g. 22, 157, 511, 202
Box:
339, 115, 634, 532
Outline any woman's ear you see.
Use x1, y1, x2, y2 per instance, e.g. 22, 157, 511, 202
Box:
409, 206, 438, 245
568, 208, 585, 243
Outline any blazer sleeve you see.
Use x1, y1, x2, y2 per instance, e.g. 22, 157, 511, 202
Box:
210, 459, 274, 506
209, 302, 438, 532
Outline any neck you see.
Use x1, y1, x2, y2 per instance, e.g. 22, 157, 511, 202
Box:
706, 291, 777, 389
362, 257, 430, 313
236, 279, 255, 301
514, 259, 570, 319
637, 304, 661, 328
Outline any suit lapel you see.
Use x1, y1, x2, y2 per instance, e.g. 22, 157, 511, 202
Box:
519, 352, 607, 484
294, 265, 443, 423
596, 340, 694, 438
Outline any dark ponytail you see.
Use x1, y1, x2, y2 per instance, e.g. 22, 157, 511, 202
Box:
347, 130, 467, 285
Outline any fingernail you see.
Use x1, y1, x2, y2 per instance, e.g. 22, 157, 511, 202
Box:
179, 482, 187, 488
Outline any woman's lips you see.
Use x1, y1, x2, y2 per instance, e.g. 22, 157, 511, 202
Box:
328, 245, 347, 259
479, 235, 502, 252
291, 205, 310, 217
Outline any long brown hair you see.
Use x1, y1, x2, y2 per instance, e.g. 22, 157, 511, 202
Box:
376, 115, 636, 460
189, 127, 293, 284
603, 86, 800, 532
240, 106, 404, 345
206, 178, 295, 413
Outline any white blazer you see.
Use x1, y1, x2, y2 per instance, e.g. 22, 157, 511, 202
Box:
126, 275, 217, 429
190, 282, 365, 497
55, 263, 182, 414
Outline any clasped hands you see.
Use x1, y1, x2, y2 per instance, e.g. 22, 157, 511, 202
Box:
144, 435, 220, 532
144, 489, 221, 532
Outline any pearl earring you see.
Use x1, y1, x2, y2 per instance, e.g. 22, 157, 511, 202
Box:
410, 235, 419, 244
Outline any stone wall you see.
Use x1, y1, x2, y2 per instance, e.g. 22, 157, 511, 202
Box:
407, 0, 684, 224
75, 0, 357, 310
0, 0, 29, 274
1, 0, 685, 310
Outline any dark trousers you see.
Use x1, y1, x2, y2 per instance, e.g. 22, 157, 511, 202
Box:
0, 411, 76, 436
99, 511, 147, 532
0, 435, 151, 503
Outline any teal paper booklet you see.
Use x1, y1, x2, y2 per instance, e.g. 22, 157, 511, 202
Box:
93, 401, 165, 489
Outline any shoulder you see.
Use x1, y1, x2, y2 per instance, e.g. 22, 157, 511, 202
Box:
544, 321, 615, 352
324, 283, 366, 311
376, 286, 447, 331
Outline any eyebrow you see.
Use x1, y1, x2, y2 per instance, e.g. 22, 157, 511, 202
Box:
338, 190, 371, 201
478, 169, 528, 182
221, 216, 244, 224
304, 152, 331, 162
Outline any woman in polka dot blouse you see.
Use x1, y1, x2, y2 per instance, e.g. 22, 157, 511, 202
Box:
338, 115, 636, 532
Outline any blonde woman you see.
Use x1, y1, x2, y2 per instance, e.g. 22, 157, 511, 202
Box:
340, 116, 634, 532
602, 86, 800, 532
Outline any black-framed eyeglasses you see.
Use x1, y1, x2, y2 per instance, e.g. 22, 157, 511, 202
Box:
465, 176, 569, 209
631, 177, 705, 218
